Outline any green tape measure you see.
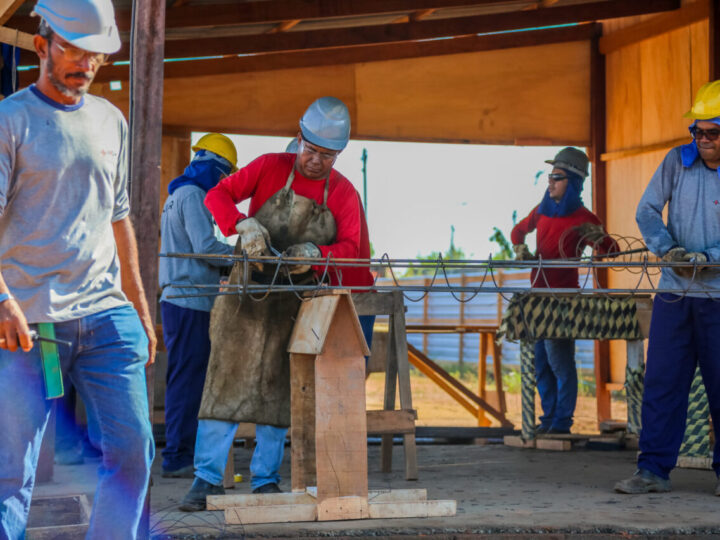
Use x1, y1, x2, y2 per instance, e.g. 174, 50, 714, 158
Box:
37, 323, 64, 399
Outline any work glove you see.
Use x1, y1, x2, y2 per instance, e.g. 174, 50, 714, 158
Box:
283, 242, 321, 274
662, 246, 700, 278
679, 251, 708, 277
235, 218, 271, 258
512, 244, 533, 261
574, 223, 606, 243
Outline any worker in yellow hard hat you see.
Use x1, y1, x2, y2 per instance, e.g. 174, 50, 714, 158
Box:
158, 133, 238, 478
615, 80, 720, 496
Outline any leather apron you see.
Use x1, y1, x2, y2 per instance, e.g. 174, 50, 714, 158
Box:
198, 167, 337, 427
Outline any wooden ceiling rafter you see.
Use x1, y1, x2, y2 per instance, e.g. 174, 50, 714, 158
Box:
266, 19, 302, 34
0, 0, 24, 26
77, 23, 599, 85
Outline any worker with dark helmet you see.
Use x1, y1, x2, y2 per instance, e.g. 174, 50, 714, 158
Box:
616, 80, 720, 496
180, 97, 374, 510
511, 147, 616, 435
159, 133, 238, 479
0, 0, 154, 537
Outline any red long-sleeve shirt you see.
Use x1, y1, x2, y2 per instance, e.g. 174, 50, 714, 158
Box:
510, 205, 616, 288
205, 152, 373, 287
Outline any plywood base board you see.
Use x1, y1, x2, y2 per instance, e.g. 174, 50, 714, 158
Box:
535, 438, 572, 451
221, 489, 454, 525
676, 456, 712, 470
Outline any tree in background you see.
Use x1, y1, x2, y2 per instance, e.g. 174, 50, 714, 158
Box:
489, 210, 517, 260
403, 225, 466, 276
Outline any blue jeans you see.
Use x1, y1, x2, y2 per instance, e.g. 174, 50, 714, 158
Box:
0, 305, 154, 540
535, 339, 577, 431
161, 302, 211, 471
194, 420, 287, 490
639, 294, 720, 479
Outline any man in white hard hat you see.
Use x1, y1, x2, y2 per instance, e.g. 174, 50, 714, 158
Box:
159, 133, 238, 479
179, 97, 374, 510
615, 80, 720, 496
0, 1, 154, 537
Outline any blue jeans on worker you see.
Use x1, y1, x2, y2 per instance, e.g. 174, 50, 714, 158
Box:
638, 294, 720, 480
0, 305, 154, 540
161, 301, 211, 472
194, 420, 288, 490
535, 339, 577, 431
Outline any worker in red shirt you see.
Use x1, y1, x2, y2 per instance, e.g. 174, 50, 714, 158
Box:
180, 97, 374, 510
511, 147, 615, 434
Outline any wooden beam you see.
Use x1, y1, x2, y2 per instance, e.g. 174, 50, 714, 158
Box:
128, 0, 165, 536
0, 0, 24, 26
155, 0, 679, 60
0, 26, 34, 51
600, 137, 688, 161
86, 24, 599, 85
599, 0, 710, 55
392, 9, 437, 24
711, 0, 720, 80
266, 19, 301, 34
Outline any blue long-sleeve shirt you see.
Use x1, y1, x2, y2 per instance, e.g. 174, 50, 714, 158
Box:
159, 184, 235, 311
636, 146, 720, 297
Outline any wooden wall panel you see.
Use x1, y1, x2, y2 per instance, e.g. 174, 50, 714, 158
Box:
639, 28, 694, 146
690, 19, 710, 95
354, 41, 591, 145
91, 42, 591, 145
606, 45, 642, 151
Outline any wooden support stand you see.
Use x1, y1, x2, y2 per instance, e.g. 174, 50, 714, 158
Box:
213, 291, 454, 525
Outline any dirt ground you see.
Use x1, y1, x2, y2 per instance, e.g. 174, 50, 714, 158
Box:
366, 371, 627, 433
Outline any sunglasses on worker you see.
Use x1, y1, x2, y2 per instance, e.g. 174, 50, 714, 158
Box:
548, 173, 568, 182
689, 126, 720, 142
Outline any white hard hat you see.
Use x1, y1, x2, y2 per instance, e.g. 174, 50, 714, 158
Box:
299, 97, 351, 151
33, 0, 121, 54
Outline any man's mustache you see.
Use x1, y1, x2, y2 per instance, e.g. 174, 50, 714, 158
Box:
65, 72, 92, 81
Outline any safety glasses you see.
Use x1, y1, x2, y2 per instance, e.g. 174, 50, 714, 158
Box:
690, 126, 720, 142
53, 41, 108, 66
548, 173, 568, 182
299, 140, 338, 162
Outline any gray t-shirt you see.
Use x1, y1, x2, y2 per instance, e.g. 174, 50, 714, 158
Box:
0, 86, 131, 322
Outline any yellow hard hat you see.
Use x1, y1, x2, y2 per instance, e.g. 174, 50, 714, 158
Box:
192, 133, 238, 172
684, 80, 720, 120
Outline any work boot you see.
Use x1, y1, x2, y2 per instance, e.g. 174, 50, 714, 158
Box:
535, 424, 550, 435
715, 476, 720, 496
252, 482, 282, 494
179, 477, 225, 512
614, 469, 671, 494
547, 427, 571, 435
162, 464, 195, 479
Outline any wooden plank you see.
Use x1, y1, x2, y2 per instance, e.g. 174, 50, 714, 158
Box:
0, 26, 33, 51
366, 409, 416, 435
208, 492, 314, 510
676, 456, 713, 470
503, 435, 536, 448
599, 0, 709, 55
317, 496, 369, 521
225, 504, 317, 524
315, 299, 369, 502
368, 500, 457, 519
601, 137, 689, 161
368, 489, 427, 503
381, 310, 399, 474
158, 0, 680, 60
0, 0, 24, 26
287, 295, 339, 354
536, 438, 572, 451
290, 353, 316, 492
222, 444, 235, 489
351, 292, 394, 316
367, 330, 387, 373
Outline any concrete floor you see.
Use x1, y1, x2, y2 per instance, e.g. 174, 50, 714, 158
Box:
32, 442, 720, 539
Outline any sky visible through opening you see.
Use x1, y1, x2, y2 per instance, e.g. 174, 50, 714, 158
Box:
193, 132, 592, 260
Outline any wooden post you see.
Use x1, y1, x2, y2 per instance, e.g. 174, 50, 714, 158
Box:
711, 0, 720, 81
290, 353, 316, 492
422, 278, 430, 355
128, 0, 166, 537
590, 26, 612, 425
458, 274, 466, 372
477, 333, 489, 427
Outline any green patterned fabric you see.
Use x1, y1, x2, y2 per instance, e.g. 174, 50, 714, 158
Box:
499, 294, 644, 341
679, 368, 711, 459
